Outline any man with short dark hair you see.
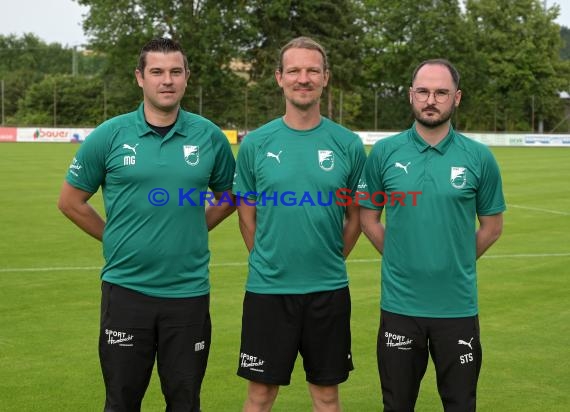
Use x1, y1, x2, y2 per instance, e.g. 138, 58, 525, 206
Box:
58, 37, 235, 411
360, 58, 505, 411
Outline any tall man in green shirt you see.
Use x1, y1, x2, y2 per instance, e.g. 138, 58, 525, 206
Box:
58, 38, 235, 412
233, 37, 366, 412
360, 59, 505, 412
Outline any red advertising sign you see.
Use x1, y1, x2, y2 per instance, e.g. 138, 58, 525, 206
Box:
0, 127, 17, 142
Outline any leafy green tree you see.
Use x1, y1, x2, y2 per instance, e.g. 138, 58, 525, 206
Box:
5, 1, 569, 131
359, 0, 471, 130
0, 33, 107, 126
76, 0, 249, 127
13, 74, 106, 127
560, 26, 570, 60
0, 34, 75, 75
465, 0, 570, 131
359, 0, 569, 132
0, 34, 77, 123
238, 0, 364, 127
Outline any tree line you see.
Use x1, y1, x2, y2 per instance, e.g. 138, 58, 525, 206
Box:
1, 0, 569, 133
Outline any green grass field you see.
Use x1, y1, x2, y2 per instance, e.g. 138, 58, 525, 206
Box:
0, 142, 569, 411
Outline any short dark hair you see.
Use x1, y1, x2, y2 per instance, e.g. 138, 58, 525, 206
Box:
411, 59, 460, 89
137, 37, 189, 75
277, 36, 329, 72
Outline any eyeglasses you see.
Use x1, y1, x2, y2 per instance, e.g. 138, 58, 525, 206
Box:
412, 89, 454, 104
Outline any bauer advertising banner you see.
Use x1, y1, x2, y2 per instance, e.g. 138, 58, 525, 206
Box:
15, 127, 94, 143
0, 127, 238, 144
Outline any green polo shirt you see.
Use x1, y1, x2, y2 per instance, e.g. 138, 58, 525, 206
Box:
232, 117, 367, 294
360, 124, 505, 317
65, 103, 235, 298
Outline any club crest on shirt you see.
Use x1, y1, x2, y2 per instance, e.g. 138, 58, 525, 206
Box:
450, 166, 467, 189
318, 150, 334, 171
183, 145, 199, 166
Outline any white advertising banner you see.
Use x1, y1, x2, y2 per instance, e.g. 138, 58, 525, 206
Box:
2, 127, 569, 147
356, 131, 570, 147
16, 127, 94, 143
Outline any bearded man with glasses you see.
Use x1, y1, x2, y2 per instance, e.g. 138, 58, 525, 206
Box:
359, 59, 506, 411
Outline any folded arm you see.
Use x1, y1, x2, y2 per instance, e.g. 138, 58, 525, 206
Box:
359, 207, 385, 255
57, 181, 105, 241
343, 204, 362, 258
236, 200, 256, 252
476, 213, 503, 259
205, 190, 236, 231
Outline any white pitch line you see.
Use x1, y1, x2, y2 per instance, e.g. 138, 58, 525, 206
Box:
509, 204, 570, 216
1, 253, 569, 273
481, 253, 570, 259
0, 266, 102, 273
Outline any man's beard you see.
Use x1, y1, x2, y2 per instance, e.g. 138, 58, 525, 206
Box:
413, 104, 455, 128
290, 98, 319, 111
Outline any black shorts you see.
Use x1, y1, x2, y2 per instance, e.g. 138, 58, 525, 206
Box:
237, 287, 354, 386
99, 281, 211, 412
377, 310, 482, 412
